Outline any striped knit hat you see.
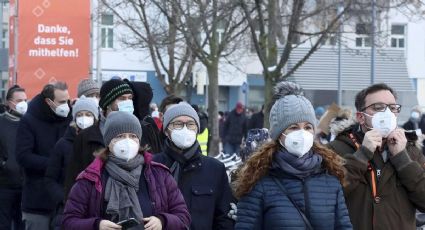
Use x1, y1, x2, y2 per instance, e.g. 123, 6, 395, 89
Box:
99, 79, 133, 110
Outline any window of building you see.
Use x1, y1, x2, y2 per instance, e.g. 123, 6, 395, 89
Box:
101, 14, 114, 49
1, 26, 7, 48
248, 86, 265, 109
321, 34, 337, 46
355, 23, 371, 47
391, 24, 405, 48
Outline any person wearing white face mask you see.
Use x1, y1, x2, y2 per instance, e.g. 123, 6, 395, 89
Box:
77, 78, 100, 105
234, 81, 351, 230
0, 85, 27, 230
15, 82, 72, 229
154, 102, 235, 230
328, 83, 425, 230
63, 111, 190, 230
44, 95, 99, 229
64, 79, 134, 201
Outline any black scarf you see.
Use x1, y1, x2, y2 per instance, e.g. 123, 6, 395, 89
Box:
164, 139, 200, 183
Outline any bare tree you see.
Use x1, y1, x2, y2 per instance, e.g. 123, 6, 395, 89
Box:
101, 0, 196, 95
240, 0, 422, 127
150, 0, 248, 156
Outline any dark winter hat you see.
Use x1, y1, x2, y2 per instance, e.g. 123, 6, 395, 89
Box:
99, 79, 133, 110
102, 111, 142, 147
72, 96, 99, 120
269, 81, 317, 140
77, 79, 100, 98
163, 102, 200, 133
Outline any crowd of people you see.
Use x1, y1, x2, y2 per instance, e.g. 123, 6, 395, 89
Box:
0, 78, 424, 230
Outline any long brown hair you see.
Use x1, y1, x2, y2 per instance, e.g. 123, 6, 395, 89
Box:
234, 141, 346, 199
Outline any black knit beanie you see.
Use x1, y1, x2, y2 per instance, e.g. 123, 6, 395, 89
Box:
99, 79, 133, 110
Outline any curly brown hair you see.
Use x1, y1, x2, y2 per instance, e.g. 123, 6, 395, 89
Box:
234, 141, 346, 199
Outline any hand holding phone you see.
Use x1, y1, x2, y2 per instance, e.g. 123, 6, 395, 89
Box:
117, 218, 141, 230
99, 220, 122, 230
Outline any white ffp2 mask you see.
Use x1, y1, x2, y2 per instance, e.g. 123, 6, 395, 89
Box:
76, 116, 94, 129
364, 108, 397, 138
112, 138, 139, 161
15, 101, 28, 115
170, 126, 197, 149
280, 130, 314, 158
55, 103, 70, 117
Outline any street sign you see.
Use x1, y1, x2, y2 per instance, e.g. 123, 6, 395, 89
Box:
241, 82, 248, 93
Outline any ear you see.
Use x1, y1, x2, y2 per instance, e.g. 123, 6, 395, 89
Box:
356, 111, 365, 125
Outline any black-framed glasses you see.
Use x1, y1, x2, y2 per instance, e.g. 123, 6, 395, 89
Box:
169, 121, 198, 131
361, 103, 402, 113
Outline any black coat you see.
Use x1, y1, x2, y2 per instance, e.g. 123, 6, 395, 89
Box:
223, 110, 247, 145
64, 124, 104, 199
0, 111, 23, 188
153, 143, 235, 230
247, 111, 264, 130
16, 94, 71, 214
45, 126, 76, 205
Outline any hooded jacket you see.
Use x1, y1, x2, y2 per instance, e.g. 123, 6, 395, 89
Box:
328, 123, 425, 230
15, 94, 71, 214
0, 111, 23, 188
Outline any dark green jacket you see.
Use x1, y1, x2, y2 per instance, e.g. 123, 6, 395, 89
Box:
328, 124, 425, 230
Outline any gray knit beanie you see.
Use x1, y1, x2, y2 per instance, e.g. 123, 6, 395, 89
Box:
102, 111, 142, 147
163, 102, 200, 133
269, 81, 317, 140
77, 79, 100, 98
72, 96, 99, 120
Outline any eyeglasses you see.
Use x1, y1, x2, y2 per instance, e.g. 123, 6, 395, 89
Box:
168, 121, 198, 131
361, 103, 402, 113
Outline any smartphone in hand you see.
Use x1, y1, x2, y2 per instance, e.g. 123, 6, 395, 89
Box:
117, 218, 141, 230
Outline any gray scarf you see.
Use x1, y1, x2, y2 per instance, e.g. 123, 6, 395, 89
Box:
104, 154, 145, 222
272, 149, 323, 179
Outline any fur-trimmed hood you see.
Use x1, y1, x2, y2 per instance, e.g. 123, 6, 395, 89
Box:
329, 118, 356, 137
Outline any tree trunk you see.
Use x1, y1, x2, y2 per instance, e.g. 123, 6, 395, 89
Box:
206, 60, 220, 156
263, 71, 280, 129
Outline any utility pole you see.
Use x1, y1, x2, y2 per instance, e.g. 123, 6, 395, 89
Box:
96, 0, 102, 86
0, 0, 4, 99
370, 0, 376, 84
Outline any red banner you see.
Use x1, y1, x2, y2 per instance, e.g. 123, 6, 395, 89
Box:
13, 0, 91, 98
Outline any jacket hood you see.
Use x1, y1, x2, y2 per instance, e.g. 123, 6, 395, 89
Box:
27, 94, 72, 123
63, 126, 77, 142
330, 118, 356, 136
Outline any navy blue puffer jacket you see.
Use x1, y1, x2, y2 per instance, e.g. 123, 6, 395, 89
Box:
236, 170, 352, 230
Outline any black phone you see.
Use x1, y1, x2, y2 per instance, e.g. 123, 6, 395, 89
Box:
117, 218, 141, 230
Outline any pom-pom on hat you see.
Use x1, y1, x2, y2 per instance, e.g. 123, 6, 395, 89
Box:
269, 81, 316, 140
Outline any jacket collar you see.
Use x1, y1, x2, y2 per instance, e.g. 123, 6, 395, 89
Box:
27, 94, 72, 123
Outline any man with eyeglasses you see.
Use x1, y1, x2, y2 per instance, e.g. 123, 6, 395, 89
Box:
328, 83, 425, 230
153, 102, 235, 230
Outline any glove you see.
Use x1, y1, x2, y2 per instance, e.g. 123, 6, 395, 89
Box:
227, 202, 237, 221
